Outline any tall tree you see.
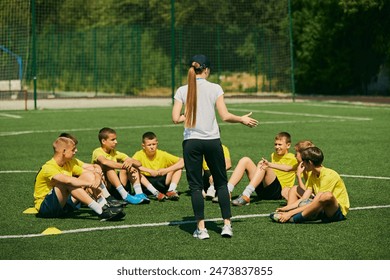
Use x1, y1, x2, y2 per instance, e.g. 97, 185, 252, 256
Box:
293, 0, 390, 95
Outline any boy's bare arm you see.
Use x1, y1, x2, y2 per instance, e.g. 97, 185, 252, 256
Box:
157, 158, 184, 176
52, 173, 93, 188
262, 158, 296, 172
139, 166, 159, 177
123, 157, 141, 170
96, 155, 123, 169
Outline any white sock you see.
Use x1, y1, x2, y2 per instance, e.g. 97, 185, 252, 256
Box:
133, 183, 143, 195
116, 185, 128, 199
146, 183, 159, 196
207, 184, 215, 192
100, 182, 111, 198
227, 182, 235, 193
168, 182, 177, 192
88, 201, 102, 215
97, 196, 107, 207
242, 185, 255, 198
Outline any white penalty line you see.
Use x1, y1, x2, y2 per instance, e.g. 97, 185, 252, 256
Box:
1, 204, 389, 240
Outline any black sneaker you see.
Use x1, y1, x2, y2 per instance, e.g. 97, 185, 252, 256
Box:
106, 196, 127, 207
99, 205, 126, 221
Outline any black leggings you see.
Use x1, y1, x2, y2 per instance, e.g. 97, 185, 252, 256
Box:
183, 139, 231, 220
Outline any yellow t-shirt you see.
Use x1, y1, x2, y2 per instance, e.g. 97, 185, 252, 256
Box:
91, 147, 128, 164
34, 158, 83, 210
132, 149, 180, 176
202, 145, 230, 171
306, 166, 350, 216
271, 152, 298, 188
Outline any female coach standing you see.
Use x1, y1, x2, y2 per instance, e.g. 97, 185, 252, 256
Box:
172, 54, 258, 240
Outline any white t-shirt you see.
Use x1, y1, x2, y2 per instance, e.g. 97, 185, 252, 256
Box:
174, 78, 223, 140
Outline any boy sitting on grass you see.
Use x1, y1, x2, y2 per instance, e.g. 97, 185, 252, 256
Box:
132, 131, 184, 201
271, 146, 350, 223
230, 132, 298, 206
34, 137, 124, 221
91, 127, 145, 205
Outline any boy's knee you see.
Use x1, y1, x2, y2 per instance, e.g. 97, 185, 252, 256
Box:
281, 187, 290, 198
239, 157, 252, 164
318, 192, 334, 204
80, 171, 95, 182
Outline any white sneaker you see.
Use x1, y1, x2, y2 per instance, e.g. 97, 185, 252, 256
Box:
193, 228, 210, 240
205, 188, 216, 200
221, 224, 233, 238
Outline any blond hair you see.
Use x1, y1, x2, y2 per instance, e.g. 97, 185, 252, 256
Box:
52, 137, 74, 153
294, 140, 315, 152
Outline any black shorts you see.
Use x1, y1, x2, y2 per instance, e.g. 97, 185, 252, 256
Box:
143, 175, 168, 194
254, 177, 283, 200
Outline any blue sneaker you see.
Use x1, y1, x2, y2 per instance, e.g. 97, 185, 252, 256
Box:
125, 194, 143, 205
135, 193, 150, 204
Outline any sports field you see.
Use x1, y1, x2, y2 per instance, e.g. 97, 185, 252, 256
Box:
0, 100, 389, 260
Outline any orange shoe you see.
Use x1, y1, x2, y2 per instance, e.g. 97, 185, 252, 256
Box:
156, 192, 167, 202
166, 191, 180, 201
231, 195, 250, 206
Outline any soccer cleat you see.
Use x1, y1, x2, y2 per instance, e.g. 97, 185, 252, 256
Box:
205, 188, 216, 200
156, 192, 167, 202
231, 195, 250, 206
135, 193, 150, 204
106, 196, 126, 207
99, 205, 126, 221
193, 228, 210, 240
221, 224, 233, 238
269, 212, 294, 223
124, 193, 144, 205
166, 191, 180, 201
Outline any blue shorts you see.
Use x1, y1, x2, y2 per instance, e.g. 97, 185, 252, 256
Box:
38, 189, 79, 218
318, 206, 346, 223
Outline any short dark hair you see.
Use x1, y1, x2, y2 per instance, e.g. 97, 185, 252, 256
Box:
98, 127, 116, 143
301, 146, 324, 167
59, 132, 78, 145
142, 131, 157, 142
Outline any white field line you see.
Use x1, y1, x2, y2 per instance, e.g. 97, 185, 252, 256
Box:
231, 108, 373, 121
0, 109, 372, 137
0, 204, 389, 240
0, 113, 22, 119
340, 174, 390, 180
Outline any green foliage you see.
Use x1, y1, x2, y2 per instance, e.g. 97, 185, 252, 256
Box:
292, 0, 390, 95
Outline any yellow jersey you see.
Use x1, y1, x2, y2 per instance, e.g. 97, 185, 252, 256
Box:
132, 149, 180, 176
34, 158, 83, 210
91, 147, 128, 164
306, 166, 350, 216
271, 152, 298, 188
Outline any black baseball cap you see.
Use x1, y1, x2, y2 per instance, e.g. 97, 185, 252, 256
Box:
190, 54, 210, 69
